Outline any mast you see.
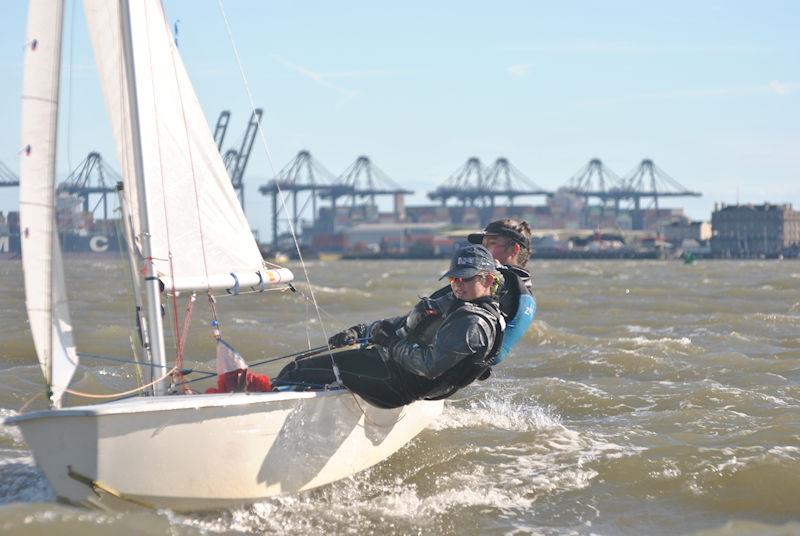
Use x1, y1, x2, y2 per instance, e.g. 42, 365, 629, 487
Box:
119, 0, 168, 395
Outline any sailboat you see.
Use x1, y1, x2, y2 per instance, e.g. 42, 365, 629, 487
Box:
5, 0, 442, 511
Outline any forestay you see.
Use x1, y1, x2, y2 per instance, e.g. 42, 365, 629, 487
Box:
19, 0, 79, 408
83, 0, 283, 292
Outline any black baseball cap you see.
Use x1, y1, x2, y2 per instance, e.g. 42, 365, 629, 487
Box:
467, 220, 529, 250
439, 244, 497, 280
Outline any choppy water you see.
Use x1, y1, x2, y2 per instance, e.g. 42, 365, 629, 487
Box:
1, 258, 799, 535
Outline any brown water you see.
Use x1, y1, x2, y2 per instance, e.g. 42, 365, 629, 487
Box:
1, 259, 799, 535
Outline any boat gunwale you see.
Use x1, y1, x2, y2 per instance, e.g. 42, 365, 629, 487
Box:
3, 388, 356, 425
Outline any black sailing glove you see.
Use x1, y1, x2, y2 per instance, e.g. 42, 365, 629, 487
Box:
404, 296, 443, 336
370, 319, 401, 347
328, 323, 368, 348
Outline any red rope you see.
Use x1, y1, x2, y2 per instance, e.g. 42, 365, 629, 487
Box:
172, 294, 196, 392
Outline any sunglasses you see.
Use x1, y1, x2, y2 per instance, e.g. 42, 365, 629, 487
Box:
449, 275, 481, 284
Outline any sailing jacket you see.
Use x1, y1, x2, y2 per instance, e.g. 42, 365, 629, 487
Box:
377, 296, 505, 401
398, 264, 535, 367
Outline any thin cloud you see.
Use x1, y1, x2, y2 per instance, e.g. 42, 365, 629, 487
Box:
580, 81, 800, 104
321, 70, 398, 79
508, 64, 530, 77
769, 80, 800, 96
272, 55, 358, 100
501, 41, 771, 54
503, 41, 640, 54
645, 86, 769, 99
646, 81, 800, 99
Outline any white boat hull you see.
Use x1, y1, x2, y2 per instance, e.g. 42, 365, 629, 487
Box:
5, 391, 443, 511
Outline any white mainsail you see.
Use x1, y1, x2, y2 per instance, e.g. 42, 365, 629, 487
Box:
19, 0, 79, 409
83, 0, 279, 292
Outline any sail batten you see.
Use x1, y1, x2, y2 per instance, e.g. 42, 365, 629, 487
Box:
20, 0, 79, 408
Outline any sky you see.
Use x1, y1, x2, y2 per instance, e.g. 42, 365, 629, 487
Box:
1, 1, 798, 239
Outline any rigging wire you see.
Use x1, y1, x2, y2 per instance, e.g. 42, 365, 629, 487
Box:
216, 0, 342, 385
113, 203, 144, 388
66, 0, 77, 172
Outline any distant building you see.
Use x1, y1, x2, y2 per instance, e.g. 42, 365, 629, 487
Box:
711, 203, 800, 257
343, 221, 450, 253
662, 220, 711, 244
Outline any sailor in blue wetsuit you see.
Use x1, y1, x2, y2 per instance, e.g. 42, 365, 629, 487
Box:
466, 219, 536, 366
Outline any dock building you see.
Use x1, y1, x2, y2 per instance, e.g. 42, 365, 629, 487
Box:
711, 203, 800, 257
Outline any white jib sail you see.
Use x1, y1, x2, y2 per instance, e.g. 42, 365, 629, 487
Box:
19, 0, 79, 408
83, 0, 290, 292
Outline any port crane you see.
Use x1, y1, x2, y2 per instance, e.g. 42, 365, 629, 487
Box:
57, 152, 120, 221
559, 158, 701, 229
333, 155, 413, 219
259, 150, 353, 247
214, 109, 262, 210
619, 159, 701, 212
213, 110, 231, 151
428, 157, 550, 225
0, 159, 19, 188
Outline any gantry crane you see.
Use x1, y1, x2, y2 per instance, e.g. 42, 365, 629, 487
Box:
215, 108, 262, 210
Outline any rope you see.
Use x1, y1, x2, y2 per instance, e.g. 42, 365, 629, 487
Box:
18, 391, 45, 414
172, 293, 196, 392
175, 345, 332, 390
216, 0, 342, 386
62, 367, 177, 399
208, 291, 221, 340
248, 345, 330, 368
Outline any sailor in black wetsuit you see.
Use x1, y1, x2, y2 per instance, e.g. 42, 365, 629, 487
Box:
273, 245, 505, 408
401, 219, 536, 374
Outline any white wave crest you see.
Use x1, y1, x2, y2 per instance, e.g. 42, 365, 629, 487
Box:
618, 336, 692, 348
230, 317, 260, 325
0, 409, 25, 446
308, 285, 372, 297
0, 454, 53, 505
366, 478, 536, 518
430, 393, 561, 432
624, 325, 653, 333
